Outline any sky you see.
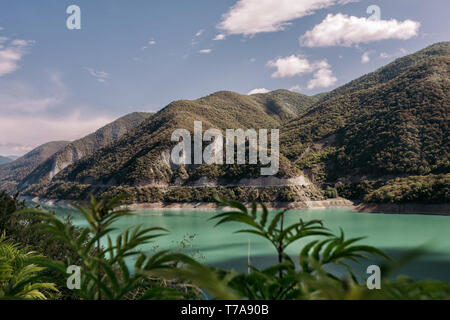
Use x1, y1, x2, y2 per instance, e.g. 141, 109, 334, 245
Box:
0, 0, 448, 156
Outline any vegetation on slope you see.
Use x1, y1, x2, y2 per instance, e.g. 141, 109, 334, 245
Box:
281, 42, 449, 178
6, 43, 450, 206
250, 89, 320, 120
46, 91, 309, 188
20, 112, 154, 187
0, 141, 70, 184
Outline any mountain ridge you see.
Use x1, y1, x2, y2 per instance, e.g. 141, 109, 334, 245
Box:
8, 42, 450, 206
20, 112, 154, 187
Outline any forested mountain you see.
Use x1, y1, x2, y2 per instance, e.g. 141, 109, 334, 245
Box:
281, 42, 449, 180
42, 91, 309, 186
249, 89, 321, 121
7, 42, 450, 205
20, 112, 153, 187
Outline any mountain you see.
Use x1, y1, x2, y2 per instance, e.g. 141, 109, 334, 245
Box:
16, 42, 450, 205
0, 141, 70, 188
0, 156, 13, 166
249, 89, 321, 121
43, 91, 307, 186
281, 42, 449, 182
20, 112, 154, 187
21, 90, 321, 202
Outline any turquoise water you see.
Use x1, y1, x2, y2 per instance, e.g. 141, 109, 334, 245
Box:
52, 207, 450, 282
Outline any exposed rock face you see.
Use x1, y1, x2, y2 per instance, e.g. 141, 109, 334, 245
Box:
20, 112, 153, 187
0, 141, 70, 188
235, 176, 310, 187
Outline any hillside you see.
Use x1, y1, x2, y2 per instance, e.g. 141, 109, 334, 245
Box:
47, 91, 306, 186
15, 42, 450, 205
20, 90, 321, 202
0, 141, 70, 189
0, 156, 13, 166
249, 89, 320, 121
19, 112, 153, 187
281, 42, 449, 181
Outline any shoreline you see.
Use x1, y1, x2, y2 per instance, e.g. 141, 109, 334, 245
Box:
23, 196, 449, 215
355, 203, 450, 216
120, 199, 355, 211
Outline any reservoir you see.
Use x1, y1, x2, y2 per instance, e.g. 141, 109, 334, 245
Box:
51, 207, 450, 282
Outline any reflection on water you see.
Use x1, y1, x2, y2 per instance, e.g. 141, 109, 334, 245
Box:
50, 206, 450, 282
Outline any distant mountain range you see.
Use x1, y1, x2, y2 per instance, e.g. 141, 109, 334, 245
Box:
0, 112, 152, 193
0, 156, 14, 166
1, 42, 448, 206
0, 141, 70, 186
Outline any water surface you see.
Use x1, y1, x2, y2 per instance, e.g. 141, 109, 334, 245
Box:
51, 207, 450, 282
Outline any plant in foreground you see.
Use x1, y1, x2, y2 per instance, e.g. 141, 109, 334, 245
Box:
154, 196, 450, 300
16, 195, 200, 300
0, 233, 58, 300
9, 194, 450, 300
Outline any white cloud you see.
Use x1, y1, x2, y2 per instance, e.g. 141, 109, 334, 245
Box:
301, 13, 420, 47
0, 73, 66, 114
184, 29, 207, 58
289, 85, 302, 92
250, 58, 256, 63
267, 55, 337, 90
0, 142, 34, 155
218, 0, 357, 36
248, 88, 270, 95
84, 67, 109, 83
10, 39, 35, 47
307, 61, 337, 89
0, 38, 34, 77
0, 72, 112, 155
361, 51, 372, 63
142, 39, 157, 50
267, 55, 316, 78
213, 34, 226, 41
0, 112, 113, 155
380, 48, 408, 59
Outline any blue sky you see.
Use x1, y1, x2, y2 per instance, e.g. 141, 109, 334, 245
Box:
0, 0, 448, 155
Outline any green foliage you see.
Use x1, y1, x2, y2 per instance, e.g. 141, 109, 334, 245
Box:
4, 193, 450, 300
163, 196, 391, 300
323, 186, 338, 199
296, 147, 337, 170
282, 42, 449, 177
0, 191, 84, 299
364, 174, 449, 203
28, 183, 323, 204
17, 194, 198, 300
335, 180, 385, 200
0, 234, 58, 300
335, 174, 450, 203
